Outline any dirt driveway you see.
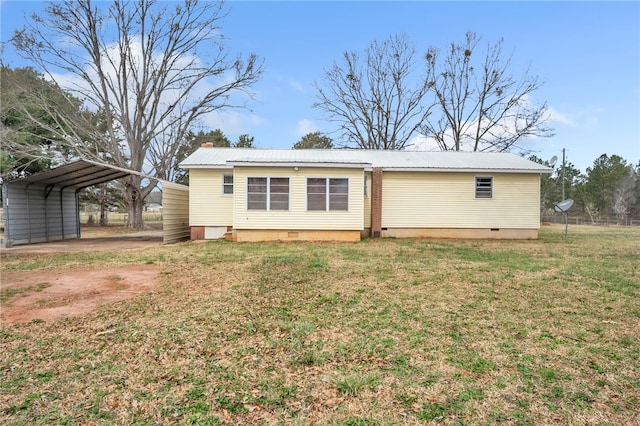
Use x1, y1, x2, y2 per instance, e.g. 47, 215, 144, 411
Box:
1, 229, 164, 253
1, 229, 164, 324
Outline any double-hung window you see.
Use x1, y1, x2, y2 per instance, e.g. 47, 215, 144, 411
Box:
222, 174, 233, 195
307, 178, 349, 211
475, 176, 493, 199
247, 177, 289, 210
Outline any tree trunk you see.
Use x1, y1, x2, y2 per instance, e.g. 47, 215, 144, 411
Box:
99, 186, 108, 226
126, 197, 145, 228
124, 176, 145, 229
99, 202, 108, 226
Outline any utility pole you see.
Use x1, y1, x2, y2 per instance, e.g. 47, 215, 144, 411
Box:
562, 148, 566, 201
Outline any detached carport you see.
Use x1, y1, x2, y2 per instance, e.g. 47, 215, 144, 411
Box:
2, 159, 189, 247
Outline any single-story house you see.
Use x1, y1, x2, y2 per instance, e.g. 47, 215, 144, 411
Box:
179, 146, 552, 242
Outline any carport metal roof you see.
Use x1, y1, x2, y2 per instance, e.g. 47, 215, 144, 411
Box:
8, 159, 149, 190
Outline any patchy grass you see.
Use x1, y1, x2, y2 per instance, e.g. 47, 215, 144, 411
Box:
1, 225, 639, 425
1, 282, 50, 304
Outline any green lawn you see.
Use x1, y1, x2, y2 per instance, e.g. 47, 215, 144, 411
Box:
1, 225, 639, 425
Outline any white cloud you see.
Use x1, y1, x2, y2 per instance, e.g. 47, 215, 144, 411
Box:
201, 110, 266, 136
544, 106, 574, 126
295, 119, 318, 138
405, 134, 440, 151
289, 79, 304, 93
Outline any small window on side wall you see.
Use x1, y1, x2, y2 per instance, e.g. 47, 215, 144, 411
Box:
222, 174, 233, 194
475, 176, 493, 199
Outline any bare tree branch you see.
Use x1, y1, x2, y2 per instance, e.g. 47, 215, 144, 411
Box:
10, 0, 263, 227
313, 34, 431, 150
421, 32, 554, 153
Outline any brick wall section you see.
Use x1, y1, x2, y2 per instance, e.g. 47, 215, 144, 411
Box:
190, 226, 205, 241
371, 167, 383, 238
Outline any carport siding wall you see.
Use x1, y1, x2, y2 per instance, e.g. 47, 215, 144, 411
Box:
2, 182, 80, 245
380, 171, 542, 229
161, 182, 190, 244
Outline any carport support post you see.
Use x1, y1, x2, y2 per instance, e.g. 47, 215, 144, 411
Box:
371, 167, 383, 238
75, 189, 81, 238
25, 184, 33, 244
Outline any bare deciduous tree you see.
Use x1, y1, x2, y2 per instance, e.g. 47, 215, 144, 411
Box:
422, 32, 553, 153
313, 34, 431, 150
11, 0, 263, 228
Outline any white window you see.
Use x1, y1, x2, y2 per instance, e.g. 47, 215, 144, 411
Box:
222, 174, 233, 195
307, 178, 349, 211
475, 176, 493, 199
247, 177, 289, 210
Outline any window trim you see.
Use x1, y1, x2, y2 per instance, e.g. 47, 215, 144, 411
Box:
247, 176, 290, 211
222, 173, 233, 195
475, 176, 493, 199
306, 177, 349, 211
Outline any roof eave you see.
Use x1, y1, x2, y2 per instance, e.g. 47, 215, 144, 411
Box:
179, 164, 231, 170
383, 167, 553, 174
227, 161, 372, 169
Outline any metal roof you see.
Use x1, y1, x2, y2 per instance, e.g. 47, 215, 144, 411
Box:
3, 160, 148, 189
180, 147, 553, 174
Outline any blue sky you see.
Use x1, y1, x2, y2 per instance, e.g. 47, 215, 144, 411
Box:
1, 0, 639, 173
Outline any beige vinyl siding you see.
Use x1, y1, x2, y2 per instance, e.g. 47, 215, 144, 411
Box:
233, 167, 364, 230
189, 169, 233, 226
382, 172, 541, 229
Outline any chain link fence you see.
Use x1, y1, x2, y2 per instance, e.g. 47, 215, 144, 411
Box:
79, 212, 163, 225
541, 215, 640, 227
